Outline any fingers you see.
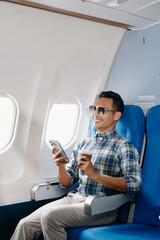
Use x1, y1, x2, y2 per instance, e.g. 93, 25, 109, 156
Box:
53, 149, 61, 159
77, 156, 90, 173
77, 155, 90, 167
78, 155, 89, 162
52, 148, 68, 166
77, 160, 89, 174
77, 161, 85, 174
54, 157, 68, 166
52, 146, 56, 155
52, 147, 63, 160
77, 157, 86, 168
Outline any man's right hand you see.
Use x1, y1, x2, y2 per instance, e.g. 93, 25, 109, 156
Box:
52, 147, 68, 167
52, 147, 71, 187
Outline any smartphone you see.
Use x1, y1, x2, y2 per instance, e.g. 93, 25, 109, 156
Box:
49, 139, 69, 163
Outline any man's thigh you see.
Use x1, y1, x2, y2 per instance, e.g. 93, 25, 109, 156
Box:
25, 194, 74, 222
41, 200, 118, 229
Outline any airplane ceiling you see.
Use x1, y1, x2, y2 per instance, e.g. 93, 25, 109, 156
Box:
5, 0, 160, 30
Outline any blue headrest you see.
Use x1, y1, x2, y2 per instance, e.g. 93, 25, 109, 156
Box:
146, 105, 160, 134
134, 105, 160, 227
116, 105, 145, 155
89, 105, 145, 155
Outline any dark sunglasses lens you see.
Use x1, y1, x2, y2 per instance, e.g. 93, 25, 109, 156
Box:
98, 107, 105, 115
89, 105, 95, 113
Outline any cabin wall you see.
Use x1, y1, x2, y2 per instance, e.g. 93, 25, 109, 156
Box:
106, 22, 160, 114
0, 1, 125, 205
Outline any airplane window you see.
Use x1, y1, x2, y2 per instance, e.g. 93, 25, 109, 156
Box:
45, 98, 80, 147
0, 94, 18, 153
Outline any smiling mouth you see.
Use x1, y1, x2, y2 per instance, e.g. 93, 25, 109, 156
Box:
93, 117, 102, 123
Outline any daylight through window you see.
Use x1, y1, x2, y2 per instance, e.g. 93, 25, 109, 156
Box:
46, 98, 80, 147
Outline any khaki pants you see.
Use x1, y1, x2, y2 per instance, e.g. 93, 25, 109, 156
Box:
11, 193, 118, 240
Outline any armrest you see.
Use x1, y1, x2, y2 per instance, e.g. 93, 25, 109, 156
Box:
84, 193, 135, 216
31, 180, 78, 201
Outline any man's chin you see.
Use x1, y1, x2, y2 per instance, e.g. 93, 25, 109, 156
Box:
93, 123, 101, 130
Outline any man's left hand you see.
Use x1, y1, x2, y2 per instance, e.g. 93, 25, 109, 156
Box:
77, 156, 97, 179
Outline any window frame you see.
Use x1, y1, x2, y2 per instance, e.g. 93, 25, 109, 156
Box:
0, 94, 19, 154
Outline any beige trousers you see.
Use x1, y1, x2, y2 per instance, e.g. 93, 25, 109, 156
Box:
10, 193, 118, 240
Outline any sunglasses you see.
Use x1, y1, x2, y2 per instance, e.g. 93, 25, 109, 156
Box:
89, 105, 115, 115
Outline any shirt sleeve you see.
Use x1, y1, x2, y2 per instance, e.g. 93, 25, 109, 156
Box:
118, 141, 142, 195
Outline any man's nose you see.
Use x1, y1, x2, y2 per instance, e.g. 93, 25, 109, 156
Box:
93, 110, 100, 117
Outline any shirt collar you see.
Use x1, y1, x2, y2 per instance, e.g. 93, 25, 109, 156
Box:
95, 128, 117, 141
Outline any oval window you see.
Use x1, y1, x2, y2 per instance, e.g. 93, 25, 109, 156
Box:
45, 98, 80, 147
0, 94, 18, 153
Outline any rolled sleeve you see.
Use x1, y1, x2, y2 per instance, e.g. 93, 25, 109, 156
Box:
118, 142, 142, 195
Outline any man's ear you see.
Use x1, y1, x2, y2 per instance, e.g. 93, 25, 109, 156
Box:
114, 111, 121, 121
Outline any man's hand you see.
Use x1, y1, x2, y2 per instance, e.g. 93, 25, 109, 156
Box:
77, 156, 98, 179
52, 147, 71, 187
52, 147, 68, 167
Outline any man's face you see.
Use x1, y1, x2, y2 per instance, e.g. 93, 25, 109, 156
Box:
92, 97, 121, 134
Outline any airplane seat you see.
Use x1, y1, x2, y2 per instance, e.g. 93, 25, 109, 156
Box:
67, 105, 145, 240
116, 105, 145, 223
116, 105, 145, 155
75, 105, 160, 240
133, 104, 160, 226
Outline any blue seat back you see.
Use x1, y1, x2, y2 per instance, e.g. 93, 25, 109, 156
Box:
116, 105, 145, 155
133, 105, 160, 227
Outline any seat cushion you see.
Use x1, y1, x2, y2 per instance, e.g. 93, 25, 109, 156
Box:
67, 227, 90, 240
78, 223, 160, 240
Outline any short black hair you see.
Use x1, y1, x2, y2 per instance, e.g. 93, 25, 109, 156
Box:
98, 91, 124, 113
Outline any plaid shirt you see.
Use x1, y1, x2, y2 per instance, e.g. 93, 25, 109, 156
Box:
66, 128, 142, 196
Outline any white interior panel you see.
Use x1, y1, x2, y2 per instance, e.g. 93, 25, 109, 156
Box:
133, 2, 160, 21
115, 0, 159, 11
0, 1, 125, 205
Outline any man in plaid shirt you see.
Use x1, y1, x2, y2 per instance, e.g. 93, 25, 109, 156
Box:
11, 91, 142, 240
67, 127, 141, 197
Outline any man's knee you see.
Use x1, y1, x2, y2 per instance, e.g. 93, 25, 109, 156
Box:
41, 209, 54, 228
41, 207, 63, 228
18, 217, 29, 229
11, 212, 42, 240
